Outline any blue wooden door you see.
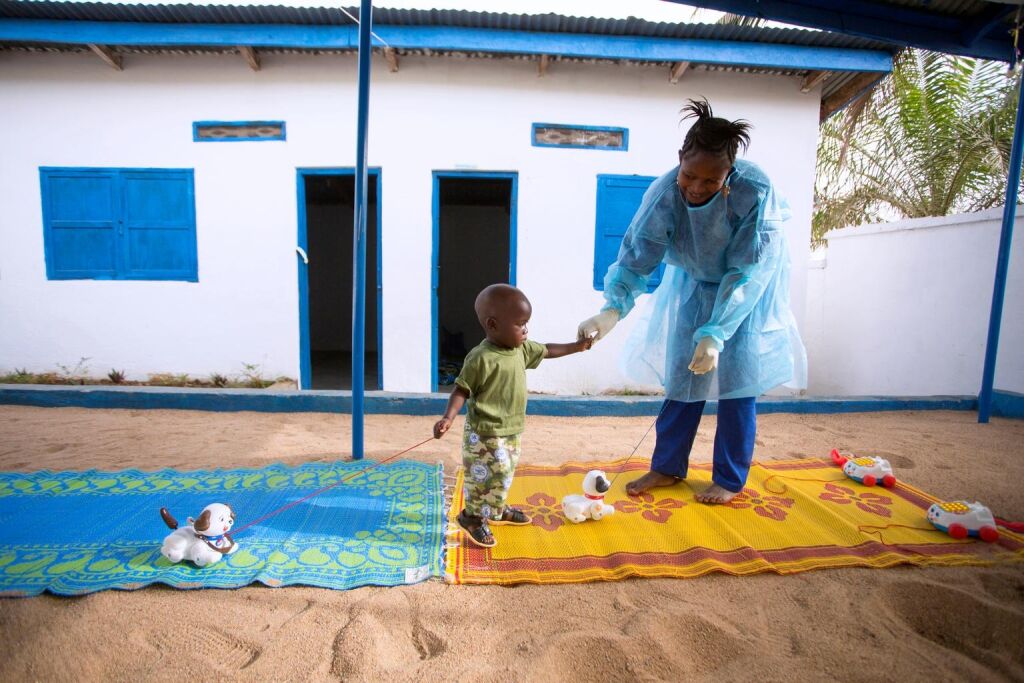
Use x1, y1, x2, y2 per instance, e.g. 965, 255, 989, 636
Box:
593, 174, 664, 291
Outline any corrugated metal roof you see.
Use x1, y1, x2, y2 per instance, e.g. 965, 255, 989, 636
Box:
0, 0, 897, 53
0, 0, 898, 111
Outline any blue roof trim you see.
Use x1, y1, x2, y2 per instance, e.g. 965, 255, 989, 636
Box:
0, 19, 893, 72
0, 1, 898, 54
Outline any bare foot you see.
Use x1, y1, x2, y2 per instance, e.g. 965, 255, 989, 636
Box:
625, 471, 679, 496
695, 483, 738, 505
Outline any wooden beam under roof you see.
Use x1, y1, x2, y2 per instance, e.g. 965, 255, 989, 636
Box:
238, 45, 260, 71
384, 46, 399, 72
819, 71, 886, 121
87, 43, 122, 71
538, 53, 550, 77
669, 61, 690, 84
800, 69, 830, 93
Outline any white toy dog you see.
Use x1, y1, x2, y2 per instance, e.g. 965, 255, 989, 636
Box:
160, 503, 239, 567
562, 469, 616, 523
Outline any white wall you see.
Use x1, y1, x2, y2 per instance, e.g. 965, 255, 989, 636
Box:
0, 51, 820, 391
805, 206, 1024, 396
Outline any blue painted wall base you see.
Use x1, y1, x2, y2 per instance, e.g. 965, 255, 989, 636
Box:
992, 390, 1024, 419
0, 385, 984, 417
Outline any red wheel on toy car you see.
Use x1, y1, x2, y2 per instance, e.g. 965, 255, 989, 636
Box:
882, 474, 896, 488
948, 523, 968, 540
862, 475, 877, 487
979, 526, 999, 543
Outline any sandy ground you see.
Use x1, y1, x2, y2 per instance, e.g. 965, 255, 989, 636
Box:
0, 405, 1022, 682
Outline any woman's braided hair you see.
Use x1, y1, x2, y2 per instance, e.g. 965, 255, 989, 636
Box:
679, 98, 751, 165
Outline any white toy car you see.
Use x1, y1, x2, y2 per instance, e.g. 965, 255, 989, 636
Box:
830, 449, 896, 487
927, 501, 1000, 542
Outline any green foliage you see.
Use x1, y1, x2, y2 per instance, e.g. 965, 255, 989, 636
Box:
56, 357, 91, 383
1, 364, 291, 389
240, 362, 271, 389
148, 373, 190, 387
814, 50, 1019, 246
1, 368, 39, 384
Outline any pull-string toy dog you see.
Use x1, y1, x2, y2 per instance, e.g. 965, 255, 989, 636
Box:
159, 435, 436, 567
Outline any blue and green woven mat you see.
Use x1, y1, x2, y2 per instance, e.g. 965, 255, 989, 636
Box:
0, 460, 445, 596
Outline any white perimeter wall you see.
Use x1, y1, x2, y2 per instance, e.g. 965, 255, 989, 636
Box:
805, 206, 1024, 396
0, 51, 819, 392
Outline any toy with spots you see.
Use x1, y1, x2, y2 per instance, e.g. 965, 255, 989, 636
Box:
927, 501, 1000, 542
830, 449, 896, 487
562, 469, 616, 523
159, 503, 239, 567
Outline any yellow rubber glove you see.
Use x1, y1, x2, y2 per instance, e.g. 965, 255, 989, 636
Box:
687, 336, 720, 375
577, 309, 620, 342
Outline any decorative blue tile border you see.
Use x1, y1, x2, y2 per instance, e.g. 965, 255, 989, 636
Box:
531, 123, 628, 151
192, 120, 286, 142
0, 385, 987, 417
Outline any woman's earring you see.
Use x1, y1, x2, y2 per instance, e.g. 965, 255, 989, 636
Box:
722, 185, 731, 198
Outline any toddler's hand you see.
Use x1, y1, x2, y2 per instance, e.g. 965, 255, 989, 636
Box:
433, 417, 452, 439
580, 337, 594, 352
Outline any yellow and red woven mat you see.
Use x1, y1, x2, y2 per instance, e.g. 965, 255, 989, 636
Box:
445, 458, 1024, 585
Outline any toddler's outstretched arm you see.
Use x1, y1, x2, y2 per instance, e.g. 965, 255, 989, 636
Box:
434, 385, 470, 438
544, 338, 593, 359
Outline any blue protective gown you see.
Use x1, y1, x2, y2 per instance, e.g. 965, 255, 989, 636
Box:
603, 159, 806, 402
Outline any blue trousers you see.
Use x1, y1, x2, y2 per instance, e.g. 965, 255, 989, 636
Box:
650, 398, 756, 493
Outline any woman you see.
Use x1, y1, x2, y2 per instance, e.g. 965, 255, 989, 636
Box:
578, 98, 805, 504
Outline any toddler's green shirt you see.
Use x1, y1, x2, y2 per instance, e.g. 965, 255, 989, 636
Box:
455, 339, 546, 436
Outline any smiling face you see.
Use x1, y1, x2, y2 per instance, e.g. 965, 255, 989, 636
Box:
676, 149, 732, 206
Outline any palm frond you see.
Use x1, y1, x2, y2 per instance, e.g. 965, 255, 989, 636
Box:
814, 48, 1019, 241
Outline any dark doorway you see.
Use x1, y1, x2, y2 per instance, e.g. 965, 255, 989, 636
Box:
433, 174, 515, 391
303, 173, 380, 390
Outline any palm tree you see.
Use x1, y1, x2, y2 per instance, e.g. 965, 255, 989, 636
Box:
813, 50, 1019, 245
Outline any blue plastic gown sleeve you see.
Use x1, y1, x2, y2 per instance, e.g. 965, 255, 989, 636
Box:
694, 188, 789, 348
601, 183, 674, 318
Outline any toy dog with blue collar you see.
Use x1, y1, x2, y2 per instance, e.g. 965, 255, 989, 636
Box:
160, 503, 239, 567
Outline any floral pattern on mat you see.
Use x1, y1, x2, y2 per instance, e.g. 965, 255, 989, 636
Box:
445, 459, 1024, 585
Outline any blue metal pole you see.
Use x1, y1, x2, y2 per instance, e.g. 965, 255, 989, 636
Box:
352, 0, 372, 457
978, 71, 1024, 423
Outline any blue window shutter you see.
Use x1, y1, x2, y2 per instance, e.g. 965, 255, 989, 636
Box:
40, 169, 119, 279
593, 174, 664, 291
121, 170, 197, 280
40, 168, 197, 281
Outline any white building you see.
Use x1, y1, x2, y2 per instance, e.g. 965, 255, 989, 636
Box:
0, 1, 894, 393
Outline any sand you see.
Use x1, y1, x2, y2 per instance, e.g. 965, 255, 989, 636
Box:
0, 405, 1022, 681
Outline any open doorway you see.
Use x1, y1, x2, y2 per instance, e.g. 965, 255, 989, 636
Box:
432, 172, 517, 391
297, 170, 381, 390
